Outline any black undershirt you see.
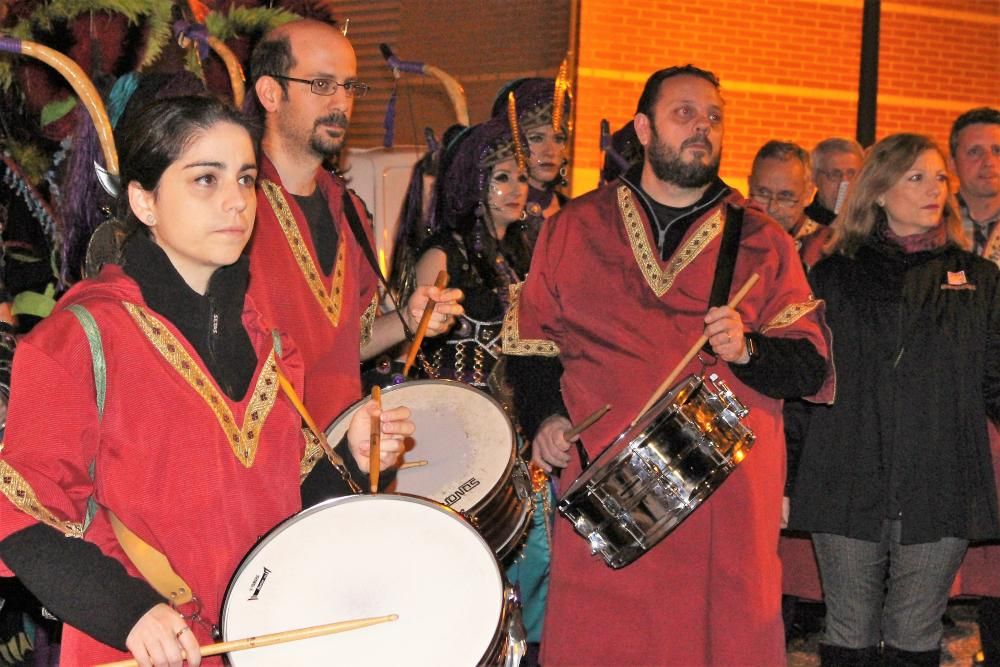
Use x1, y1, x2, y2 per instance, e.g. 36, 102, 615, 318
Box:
293, 188, 338, 276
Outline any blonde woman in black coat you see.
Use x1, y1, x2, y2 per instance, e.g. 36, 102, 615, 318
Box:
787, 133, 1000, 666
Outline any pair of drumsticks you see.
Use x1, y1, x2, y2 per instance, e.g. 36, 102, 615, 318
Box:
373, 270, 759, 489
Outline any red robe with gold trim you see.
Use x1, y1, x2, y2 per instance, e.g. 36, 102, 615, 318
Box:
0, 267, 309, 666
503, 181, 834, 666
247, 156, 379, 430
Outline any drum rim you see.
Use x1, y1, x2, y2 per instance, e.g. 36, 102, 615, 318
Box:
219, 492, 507, 645
561, 374, 702, 497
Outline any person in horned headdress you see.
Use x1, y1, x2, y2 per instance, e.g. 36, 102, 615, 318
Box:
490, 72, 572, 253
412, 116, 529, 387
412, 110, 561, 660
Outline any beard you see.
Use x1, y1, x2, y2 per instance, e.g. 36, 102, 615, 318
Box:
646, 128, 721, 189
308, 111, 350, 159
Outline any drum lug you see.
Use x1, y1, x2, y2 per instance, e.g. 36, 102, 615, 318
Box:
512, 460, 533, 500
585, 526, 611, 556
707, 373, 750, 419
461, 509, 479, 528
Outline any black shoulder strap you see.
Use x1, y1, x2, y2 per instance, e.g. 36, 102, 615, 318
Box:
708, 204, 745, 308
340, 188, 414, 340
341, 189, 389, 290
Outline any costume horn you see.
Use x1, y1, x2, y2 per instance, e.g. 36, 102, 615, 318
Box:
507, 92, 528, 173
552, 57, 569, 133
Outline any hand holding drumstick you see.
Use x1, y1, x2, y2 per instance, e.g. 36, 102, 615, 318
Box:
402, 271, 450, 376
344, 391, 412, 488
531, 404, 611, 473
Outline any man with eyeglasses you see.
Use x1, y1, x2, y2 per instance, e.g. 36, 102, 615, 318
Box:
748, 140, 827, 270
949, 106, 1000, 667
805, 137, 864, 226
245, 19, 463, 432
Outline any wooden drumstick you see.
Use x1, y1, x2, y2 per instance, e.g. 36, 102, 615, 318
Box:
370, 385, 382, 494
630, 273, 760, 427
563, 403, 612, 441
401, 270, 449, 377
95, 614, 399, 667
399, 459, 428, 470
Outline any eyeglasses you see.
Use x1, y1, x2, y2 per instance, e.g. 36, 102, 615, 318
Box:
750, 190, 800, 208
817, 168, 857, 182
272, 75, 370, 98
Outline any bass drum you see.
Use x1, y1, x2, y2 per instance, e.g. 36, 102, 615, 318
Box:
326, 380, 533, 561
221, 494, 524, 666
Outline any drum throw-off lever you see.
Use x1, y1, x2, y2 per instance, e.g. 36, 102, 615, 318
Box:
706, 373, 749, 419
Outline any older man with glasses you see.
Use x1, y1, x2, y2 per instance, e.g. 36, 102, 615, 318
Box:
245, 19, 463, 431
749, 140, 827, 270
805, 137, 864, 226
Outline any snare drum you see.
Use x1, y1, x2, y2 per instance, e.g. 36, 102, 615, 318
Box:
221, 494, 525, 666
558, 373, 755, 569
326, 380, 533, 560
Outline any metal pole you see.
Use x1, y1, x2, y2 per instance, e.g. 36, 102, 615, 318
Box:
856, 0, 881, 147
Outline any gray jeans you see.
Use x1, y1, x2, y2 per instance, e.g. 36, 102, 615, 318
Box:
812, 520, 967, 652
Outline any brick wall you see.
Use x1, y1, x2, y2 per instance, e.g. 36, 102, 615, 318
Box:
326, 0, 570, 150
571, 0, 1000, 195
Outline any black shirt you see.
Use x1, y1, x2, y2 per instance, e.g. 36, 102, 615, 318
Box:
293, 188, 338, 276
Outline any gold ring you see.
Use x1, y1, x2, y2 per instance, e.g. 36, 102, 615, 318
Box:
175, 626, 189, 639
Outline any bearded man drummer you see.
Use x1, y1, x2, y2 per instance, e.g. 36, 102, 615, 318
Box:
502, 64, 834, 666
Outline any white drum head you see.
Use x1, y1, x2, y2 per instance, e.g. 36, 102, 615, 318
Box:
326, 381, 514, 512
222, 495, 504, 666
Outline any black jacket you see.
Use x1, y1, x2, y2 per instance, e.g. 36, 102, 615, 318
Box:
788, 236, 1000, 543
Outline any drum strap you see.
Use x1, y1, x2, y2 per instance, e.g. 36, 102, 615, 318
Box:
340, 189, 415, 342
107, 512, 195, 604
274, 366, 363, 495
708, 204, 745, 309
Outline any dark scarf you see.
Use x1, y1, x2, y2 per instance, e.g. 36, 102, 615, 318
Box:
877, 218, 948, 254
122, 233, 257, 400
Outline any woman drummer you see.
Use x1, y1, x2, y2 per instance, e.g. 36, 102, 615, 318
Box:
0, 95, 410, 667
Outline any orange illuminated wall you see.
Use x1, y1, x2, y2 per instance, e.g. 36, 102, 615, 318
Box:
570, 0, 1000, 196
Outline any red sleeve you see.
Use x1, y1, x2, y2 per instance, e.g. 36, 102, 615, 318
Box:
0, 321, 102, 573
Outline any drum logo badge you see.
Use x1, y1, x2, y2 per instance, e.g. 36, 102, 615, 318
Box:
247, 566, 272, 601
443, 477, 481, 507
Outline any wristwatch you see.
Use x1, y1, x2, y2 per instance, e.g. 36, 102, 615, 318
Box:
744, 334, 760, 362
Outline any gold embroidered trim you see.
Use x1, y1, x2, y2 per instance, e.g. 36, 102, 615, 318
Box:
0, 460, 84, 537
760, 297, 823, 334
618, 185, 722, 297
299, 427, 324, 482
124, 303, 279, 468
795, 218, 822, 240
261, 180, 346, 328
501, 283, 560, 357
359, 294, 378, 350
